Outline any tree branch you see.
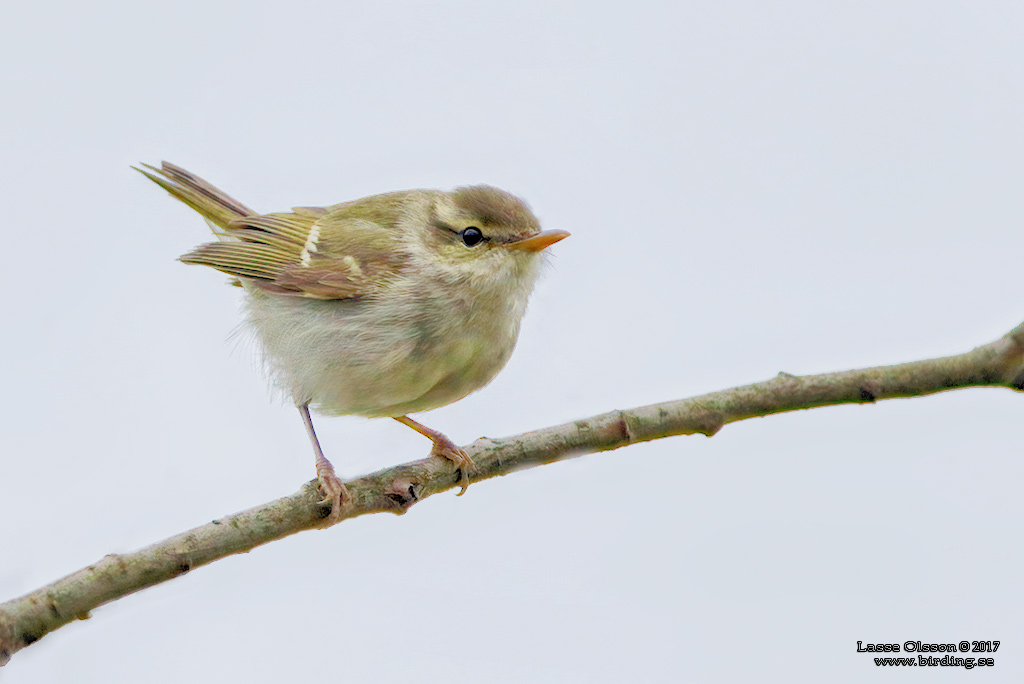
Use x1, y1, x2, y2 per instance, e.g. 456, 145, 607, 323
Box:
2, 321, 1022, 665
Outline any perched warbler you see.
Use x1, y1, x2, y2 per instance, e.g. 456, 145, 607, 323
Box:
138, 162, 568, 521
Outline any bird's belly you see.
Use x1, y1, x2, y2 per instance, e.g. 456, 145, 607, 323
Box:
318, 333, 511, 417
245, 291, 520, 418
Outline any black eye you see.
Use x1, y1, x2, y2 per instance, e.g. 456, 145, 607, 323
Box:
460, 226, 484, 246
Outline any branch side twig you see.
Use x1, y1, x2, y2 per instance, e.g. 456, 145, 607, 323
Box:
2, 321, 1022, 665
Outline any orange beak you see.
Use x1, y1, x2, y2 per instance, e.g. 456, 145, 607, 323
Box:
506, 229, 571, 252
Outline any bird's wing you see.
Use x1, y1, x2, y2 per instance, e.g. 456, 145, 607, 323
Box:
181, 202, 408, 300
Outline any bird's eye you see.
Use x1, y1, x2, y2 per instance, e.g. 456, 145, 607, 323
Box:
460, 226, 484, 246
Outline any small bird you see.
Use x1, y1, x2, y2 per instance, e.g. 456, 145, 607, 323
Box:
138, 162, 568, 520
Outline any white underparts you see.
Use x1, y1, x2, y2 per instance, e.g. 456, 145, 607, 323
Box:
299, 222, 322, 267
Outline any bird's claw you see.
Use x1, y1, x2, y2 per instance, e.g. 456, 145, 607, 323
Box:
430, 438, 474, 496
316, 467, 350, 525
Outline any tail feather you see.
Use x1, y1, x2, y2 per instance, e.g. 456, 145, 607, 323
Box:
135, 161, 255, 231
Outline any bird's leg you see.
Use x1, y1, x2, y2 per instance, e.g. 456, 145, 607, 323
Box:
393, 415, 473, 495
298, 403, 349, 522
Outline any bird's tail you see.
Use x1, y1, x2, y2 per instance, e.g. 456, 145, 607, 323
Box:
135, 161, 255, 232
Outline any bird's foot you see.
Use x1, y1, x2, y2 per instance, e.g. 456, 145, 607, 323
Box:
315, 456, 350, 525
393, 415, 474, 495
428, 434, 474, 496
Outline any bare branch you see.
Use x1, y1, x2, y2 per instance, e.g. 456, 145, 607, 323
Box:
2, 321, 1022, 665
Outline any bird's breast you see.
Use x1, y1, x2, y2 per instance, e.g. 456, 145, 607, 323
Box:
244, 283, 527, 418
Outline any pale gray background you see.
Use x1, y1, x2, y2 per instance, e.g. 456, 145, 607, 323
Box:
2, 1, 1022, 682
